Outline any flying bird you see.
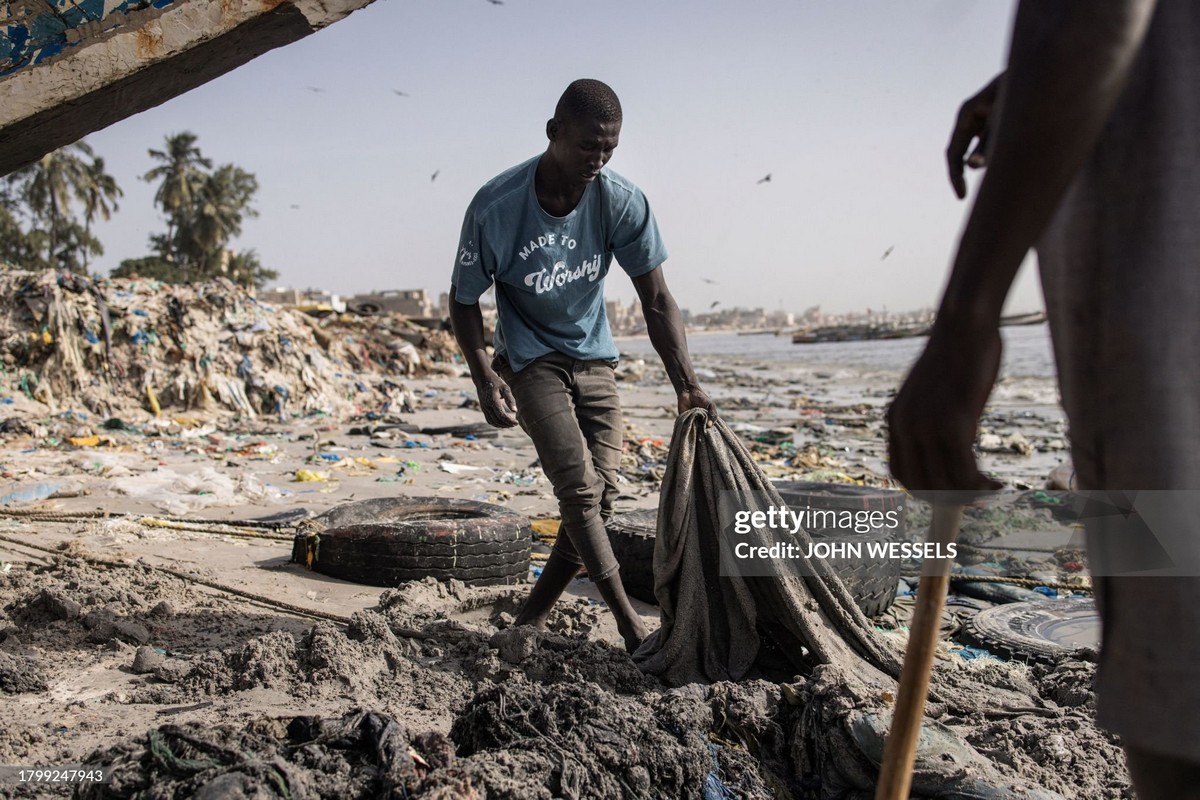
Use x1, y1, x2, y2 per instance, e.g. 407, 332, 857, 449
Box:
306, 86, 324, 93
485, 0, 503, 5
392, 89, 409, 97
289, 204, 300, 210
701, 278, 719, 285
881, 245, 894, 260
710, 301, 721, 309
431, 170, 440, 182
757, 173, 772, 184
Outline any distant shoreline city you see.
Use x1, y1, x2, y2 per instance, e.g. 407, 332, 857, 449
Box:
257, 283, 1044, 344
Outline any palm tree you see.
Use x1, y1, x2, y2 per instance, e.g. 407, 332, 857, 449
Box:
0, 201, 33, 267
143, 132, 211, 264
19, 141, 94, 267
190, 164, 259, 276
79, 156, 123, 272
0, 181, 30, 266
224, 248, 278, 288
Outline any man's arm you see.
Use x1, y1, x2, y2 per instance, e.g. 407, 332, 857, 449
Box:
946, 72, 1004, 200
888, 0, 1157, 492
631, 267, 717, 418
448, 287, 518, 428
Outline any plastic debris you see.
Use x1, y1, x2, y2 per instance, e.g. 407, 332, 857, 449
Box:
66, 435, 103, 447
439, 463, 488, 474
0, 269, 463, 421
530, 519, 561, 537
0, 481, 62, 505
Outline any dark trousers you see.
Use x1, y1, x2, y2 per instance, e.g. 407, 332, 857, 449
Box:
497, 352, 623, 581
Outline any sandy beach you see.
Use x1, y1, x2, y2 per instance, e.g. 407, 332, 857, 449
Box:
1, 300, 1123, 798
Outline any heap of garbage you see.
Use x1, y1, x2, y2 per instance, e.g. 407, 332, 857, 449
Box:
0, 270, 462, 421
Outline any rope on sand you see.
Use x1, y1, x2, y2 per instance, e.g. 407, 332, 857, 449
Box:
137, 517, 293, 541
0, 533, 351, 626
0, 509, 295, 542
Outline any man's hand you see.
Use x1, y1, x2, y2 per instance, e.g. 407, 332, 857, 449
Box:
449, 291, 519, 429
477, 377, 519, 428
678, 386, 717, 423
887, 322, 1004, 495
632, 268, 717, 426
947, 73, 1004, 199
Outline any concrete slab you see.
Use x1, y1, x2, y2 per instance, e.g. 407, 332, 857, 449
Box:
0, 0, 379, 175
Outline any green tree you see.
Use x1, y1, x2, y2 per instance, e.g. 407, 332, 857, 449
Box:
189, 164, 259, 276
79, 156, 123, 272
0, 186, 34, 266
112, 255, 184, 282
1, 141, 121, 273
141, 133, 265, 283
43, 221, 103, 273
22, 143, 91, 264
224, 248, 278, 289
143, 132, 211, 268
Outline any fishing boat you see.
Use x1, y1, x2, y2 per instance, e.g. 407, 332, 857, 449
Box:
999, 311, 1047, 327
792, 322, 929, 344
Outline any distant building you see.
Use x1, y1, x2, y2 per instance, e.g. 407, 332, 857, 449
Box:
605, 298, 643, 335
259, 286, 345, 312
344, 289, 432, 317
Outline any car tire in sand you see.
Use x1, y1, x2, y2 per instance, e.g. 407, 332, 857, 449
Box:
606, 509, 660, 604
292, 496, 531, 587
961, 597, 1100, 663
772, 481, 906, 618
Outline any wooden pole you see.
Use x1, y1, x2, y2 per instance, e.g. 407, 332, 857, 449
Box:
874, 503, 963, 800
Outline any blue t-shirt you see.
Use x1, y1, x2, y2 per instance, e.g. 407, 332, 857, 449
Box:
452, 155, 668, 372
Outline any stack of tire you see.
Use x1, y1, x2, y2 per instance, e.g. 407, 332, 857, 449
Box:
606, 481, 906, 617
292, 497, 531, 587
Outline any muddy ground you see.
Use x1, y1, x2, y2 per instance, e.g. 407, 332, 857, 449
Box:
0, 353, 1125, 798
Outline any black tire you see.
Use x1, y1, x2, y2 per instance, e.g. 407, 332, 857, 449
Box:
960, 597, 1100, 664
772, 481, 907, 617
292, 497, 532, 587
606, 509, 659, 604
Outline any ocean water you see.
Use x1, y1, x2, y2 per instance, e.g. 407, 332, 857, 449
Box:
617, 322, 1056, 380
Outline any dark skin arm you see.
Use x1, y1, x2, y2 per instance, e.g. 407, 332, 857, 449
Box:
946, 72, 1004, 200
448, 286, 519, 428
888, 0, 1157, 493
632, 267, 717, 420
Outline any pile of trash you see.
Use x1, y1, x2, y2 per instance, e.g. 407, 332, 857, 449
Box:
0, 270, 461, 421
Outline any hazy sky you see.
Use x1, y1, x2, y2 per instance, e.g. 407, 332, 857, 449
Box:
81, 0, 1041, 316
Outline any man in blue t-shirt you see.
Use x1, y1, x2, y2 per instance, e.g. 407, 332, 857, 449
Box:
450, 78, 715, 653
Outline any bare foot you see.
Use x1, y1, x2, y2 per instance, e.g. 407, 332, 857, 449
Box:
621, 619, 648, 654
